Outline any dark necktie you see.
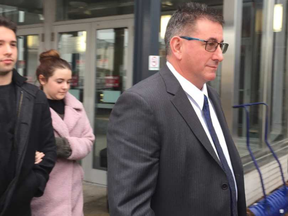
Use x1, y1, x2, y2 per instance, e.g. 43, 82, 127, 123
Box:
202, 95, 237, 216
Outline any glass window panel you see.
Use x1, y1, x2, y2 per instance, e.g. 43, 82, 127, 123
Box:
236, 1, 264, 157
57, 31, 87, 102
236, 0, 288, 158
17, 35, 40, 84
0, 1, 43, 25
56, 0, 134, 21
270, 1, 288, 143
93, 28, 128, 170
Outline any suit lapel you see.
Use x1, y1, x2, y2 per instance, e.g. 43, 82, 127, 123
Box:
161, 65, 242, 189
160, 65, 221, 166
208, 87, 231, 147
208, 86, 242, 176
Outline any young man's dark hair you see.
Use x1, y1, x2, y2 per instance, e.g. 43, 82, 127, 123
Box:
0, 17, 56, 216
0, 16, 17, 34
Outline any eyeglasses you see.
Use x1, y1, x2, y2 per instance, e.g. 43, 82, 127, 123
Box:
180, 36, 229, 54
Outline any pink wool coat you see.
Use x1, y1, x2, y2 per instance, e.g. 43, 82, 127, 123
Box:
31, 92, 95, 216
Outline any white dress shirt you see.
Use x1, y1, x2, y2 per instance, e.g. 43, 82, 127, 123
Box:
167, 61, 237, 197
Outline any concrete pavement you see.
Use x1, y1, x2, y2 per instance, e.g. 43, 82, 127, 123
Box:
83, 182, 109, 216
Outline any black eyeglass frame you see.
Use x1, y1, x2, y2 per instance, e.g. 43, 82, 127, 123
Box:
180, 36, 229, 54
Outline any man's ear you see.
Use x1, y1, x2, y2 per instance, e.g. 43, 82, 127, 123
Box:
170, 36, 183, 60
38, 74, 47, 86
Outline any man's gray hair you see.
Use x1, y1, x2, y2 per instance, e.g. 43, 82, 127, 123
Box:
164, 2, 224, 55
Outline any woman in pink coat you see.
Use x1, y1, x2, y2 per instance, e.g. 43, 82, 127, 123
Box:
31, 49, 95, 216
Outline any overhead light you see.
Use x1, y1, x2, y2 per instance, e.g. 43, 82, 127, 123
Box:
77, 31, 86, 53
69, 1, 87, 8
19, 11, 24, 23
27, 35, 39, 48
255, 9, 262, 33
162, 1, 173, 6
160, 15, 171, 39
38, 14, 44, 21
273, 4, 283, 32
84, 10, 91, 15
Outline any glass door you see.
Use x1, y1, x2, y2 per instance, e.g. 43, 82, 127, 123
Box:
54, 24, 90, 102
54, 18, 133, 185
17, 27, 43, 84
86, 19, 133, 185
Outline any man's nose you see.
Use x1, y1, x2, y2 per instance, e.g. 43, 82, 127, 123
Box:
212, 45, 224, 62
4, 44, 13, 55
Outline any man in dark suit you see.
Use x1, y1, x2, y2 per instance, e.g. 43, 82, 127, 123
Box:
107, 2, 246, 216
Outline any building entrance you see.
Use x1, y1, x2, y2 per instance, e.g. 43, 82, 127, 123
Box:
54, 17, 134, 185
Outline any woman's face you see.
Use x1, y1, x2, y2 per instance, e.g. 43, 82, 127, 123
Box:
40, 68, 72, 100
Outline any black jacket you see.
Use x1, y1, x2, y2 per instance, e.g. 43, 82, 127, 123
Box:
0, 70, 57, 216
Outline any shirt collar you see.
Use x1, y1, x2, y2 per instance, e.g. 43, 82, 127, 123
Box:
166, 61, 208, 110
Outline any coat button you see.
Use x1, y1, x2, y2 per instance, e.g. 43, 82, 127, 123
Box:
221, 183, 228, 190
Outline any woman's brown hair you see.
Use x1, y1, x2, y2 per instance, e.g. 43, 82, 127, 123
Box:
36, 49, 71, 88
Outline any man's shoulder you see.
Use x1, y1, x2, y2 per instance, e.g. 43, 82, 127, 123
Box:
127, 72, 164, 96
21, 82, 39, 95
21, 82, 47, 102
21, 82, 38, 91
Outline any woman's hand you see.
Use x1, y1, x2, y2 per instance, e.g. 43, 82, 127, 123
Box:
35, 151, 45, 164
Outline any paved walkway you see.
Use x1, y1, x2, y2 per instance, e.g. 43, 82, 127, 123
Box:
83, 182, 109, 216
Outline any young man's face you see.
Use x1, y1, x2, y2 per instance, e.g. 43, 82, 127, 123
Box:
0, 26, 17, 75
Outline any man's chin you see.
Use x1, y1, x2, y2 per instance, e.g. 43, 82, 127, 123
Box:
0, 69, 13, 76
206, 74, 217, 82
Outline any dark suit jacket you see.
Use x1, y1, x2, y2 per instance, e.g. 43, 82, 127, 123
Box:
107, 65, 246, 216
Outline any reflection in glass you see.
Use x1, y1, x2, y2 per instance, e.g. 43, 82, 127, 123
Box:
236, 2, 263, 157
0, 1, 43, 25
56, 0, 134, 21
17, 35, 39, 84
93, 28, 128, 170
161, 0, 224, 12
57, 31, 87, 102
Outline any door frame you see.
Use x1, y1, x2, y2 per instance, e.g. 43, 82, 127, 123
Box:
53, 17, 134, 185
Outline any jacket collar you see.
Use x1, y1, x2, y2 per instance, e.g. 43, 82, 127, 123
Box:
159, 63, 181, 95
51, 92, 83, 136
64, 92, 83, 110
12, 69, 27, 87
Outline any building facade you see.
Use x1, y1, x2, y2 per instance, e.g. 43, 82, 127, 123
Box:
1, 0, 287, 206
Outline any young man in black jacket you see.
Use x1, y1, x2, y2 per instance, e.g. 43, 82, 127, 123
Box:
0, 16, 57, 216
